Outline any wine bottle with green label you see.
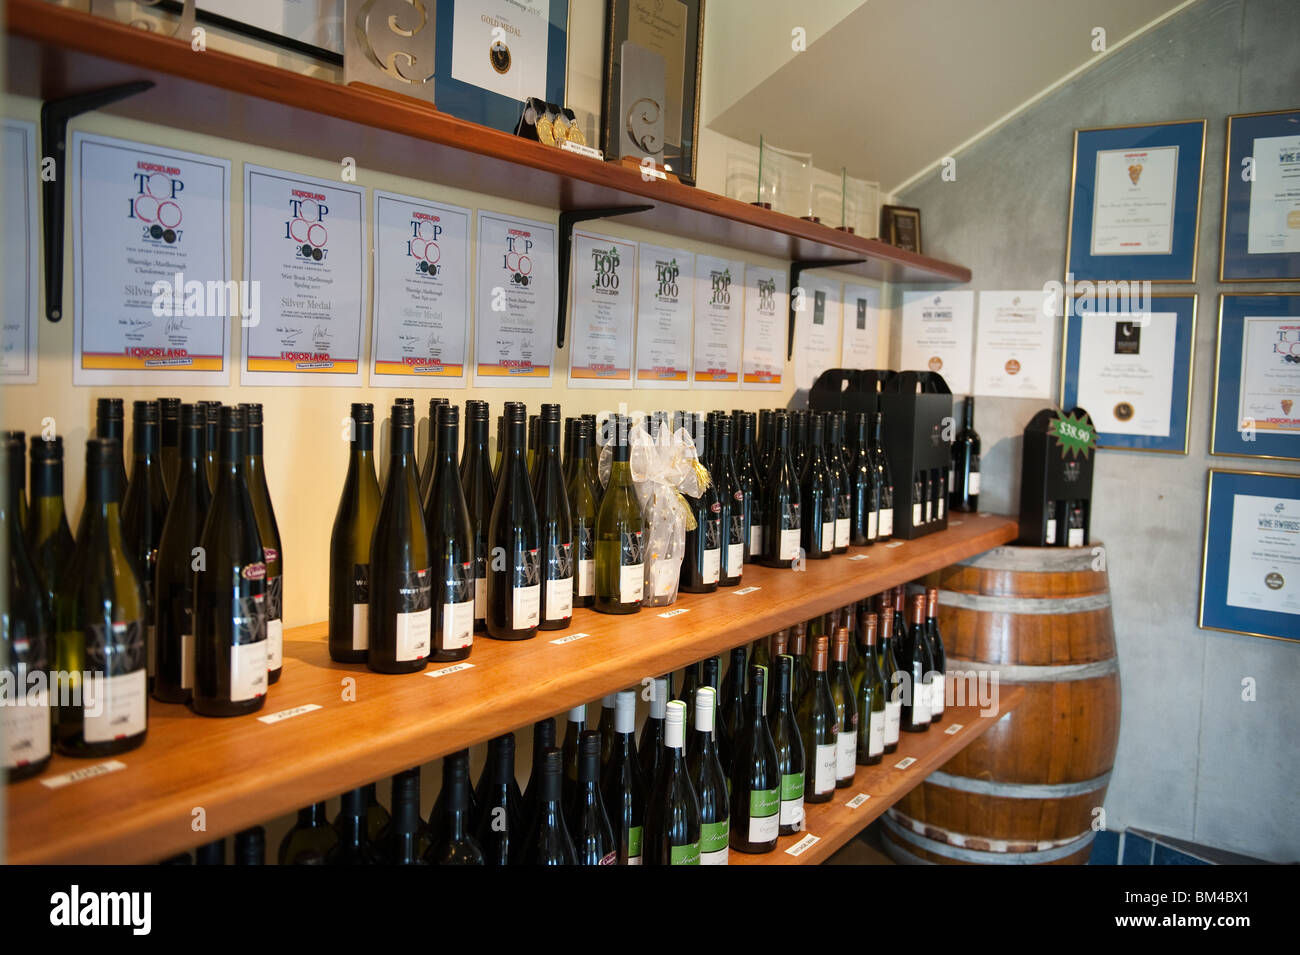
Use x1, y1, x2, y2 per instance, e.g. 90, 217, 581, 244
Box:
644, 700, 702, 865
594, 415, 645, 613
601, 690, 645, 865
486, 403, 541, 640
729, 664, 780, 852
769, 654, 806, 835
686, 687, 730, 864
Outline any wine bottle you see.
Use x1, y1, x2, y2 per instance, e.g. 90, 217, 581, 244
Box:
25, 436, 75, 618
383, 768, 431, 864
329, 788, 380, 864
829, 627, 859, 787
594, 415, 645, 613
94, 398, 128, 504
192, 406, 267, 717
492, 414, 504, 485
951, 396, 980, 512
426, 752, 485, 865
486, 403, 541, 640
901, 592, 932, 732
364, 781, 393, 844
201, 401, 220, 494
278, 802, 338, 864
712, 416, 745, 586
735, 412, 764, 563
532, 405, 573, 630
582, 413, 604, 510
679, 414, 721, 594
1066, 501, 1086, 547
567, 418, 599, 610
3, 438, 52, 780
459, 401, 495, 632
414, 407, 473, 664
235, 404, 283, 685
875, 602, 902, 753
717, 646, 747, 775
568, 730, 616, 865
799, 412, 834, 560
848, 413, 879, 546
756, 410, 776, 487
931, 469, 946, 523
854, 613, 886, 765
520, 717, 557, 832
367, 402, 432, 674
474, 733, 524, 865
870, 412, 894, 541
826, 413, 852, 553
194, 840, 226, 865
155, 397, 180, 499
154, 406, 211, 703
329, 404, 381, 663
762, 629, 790, 713
229, 827, 263, 865
701, 656, 722, 747
789, 621, 810, 704
685, 687, 730, 864
761, 413, 802, 568
728, 665, 780, 853
601, 689, 645, 865
596, 693, 617, 769
53, 438, 148, 756
925, 587, 946, 724
797, 635, 838, 803
678, 662, 701, 738
791, 410, 808, 476
767, 655, 805, 835
516, 748, 577, 864
643, 700, 701, 865
418, 397, 449, 507
122, 401, 169, 690
638, 675, 669, 790
526, 413, 539, 481
561, 703, 586, 810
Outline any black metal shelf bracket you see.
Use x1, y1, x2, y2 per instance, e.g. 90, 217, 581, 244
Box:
788, 258, 866, 357
556, 205, 653, 348
40, 81, 155, 322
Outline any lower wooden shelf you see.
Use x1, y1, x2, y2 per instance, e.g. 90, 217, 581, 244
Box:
730, 687, 1027, 865
4, 514, 1016, 865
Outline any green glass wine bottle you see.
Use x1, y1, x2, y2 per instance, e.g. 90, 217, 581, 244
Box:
768, 654, 805, 835
728, 664, 779, 853
486, 403, 541, 640
239, 403, 283, 685
643, 700, 701, 865
532, 404, 573, 630
567, 417, 599, 609
797, 635, 838, 803
329, 404, 381, 663
425, 404, 475, 662
685, 687, 730, 864
460, 401, 495, 632
593, 415, 645, 614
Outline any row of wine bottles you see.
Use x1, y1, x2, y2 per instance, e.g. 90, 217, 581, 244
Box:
2, 397, 286, 778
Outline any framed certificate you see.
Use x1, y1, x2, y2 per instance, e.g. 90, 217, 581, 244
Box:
1210, 293, 1300, 460
1066, 120, 1206, 282
1060, 293, 1196, 453
435, 0, 569, 133
1220, 108, 1300, 281
1199, 468, 1300, 642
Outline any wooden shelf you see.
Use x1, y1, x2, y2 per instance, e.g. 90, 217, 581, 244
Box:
4, 513, 1015, 864
5, 0, 970, 287
731, 688, 1027, 865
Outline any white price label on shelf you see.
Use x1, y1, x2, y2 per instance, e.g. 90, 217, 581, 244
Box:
785, 833, 821, 856
949, 519, 964, 526
550, 632, 592, 646
944, 723, 964, 735
845, 793, 871, 809
659, 608, 690, 619
885, 541, 905, 549
733, 586, 761, 595
40, 760, 127, 790
894, 756, 917, 770
427, 662, 475, 678
257, 703, 322, 725
847, 554, 869, 561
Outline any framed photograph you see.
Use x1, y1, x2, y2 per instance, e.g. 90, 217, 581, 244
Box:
1060, 293, 1196, 453
434, 0, 569, 134
1199, 468, 1300, 643
600, 0, 705, 186
1220, 108, 1300, 281
1210, 293, 1300, 460
154, 1, 345, 62
879, 204, 922, 253
1065, 119, 1206, 282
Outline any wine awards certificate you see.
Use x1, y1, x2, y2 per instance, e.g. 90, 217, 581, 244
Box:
634, 244, 693, 389
370, 191, 471, 387
900, 290, 975, 393
1247, 135, 1300, 255
568, 231, 637, 388
1237, 316, 1300, 434
474, 211, 557, 387
692, 254, 744, 389
741, 264, 786, 390
973, 290, 1054, 399
242, 165, 366, 385
840, 283, 880, 370
1090, 146, 1178, 255
1075, 311, 1177, 436
2, 120, 38, 383
71, 132, 232, 385
794, 275, 840, 392
1226, 494, 1300, 617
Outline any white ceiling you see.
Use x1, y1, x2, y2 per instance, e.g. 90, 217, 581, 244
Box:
704, 0, 1195, 193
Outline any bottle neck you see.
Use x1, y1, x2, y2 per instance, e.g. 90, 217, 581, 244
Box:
963, 397, 975, 429
30, 458, 63, 501
465, 417, 489, 459
300, 802, 328, 827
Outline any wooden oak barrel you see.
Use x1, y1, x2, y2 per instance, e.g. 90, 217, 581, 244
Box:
882, 544, 1120, 865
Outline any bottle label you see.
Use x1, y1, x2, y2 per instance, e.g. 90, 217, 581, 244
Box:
968, 471, 981, 496
868, 709, 885, 756
512, 584, 541, 629
948, 469, 955, 493
749, 524, 763, 556
393, 568, 432, 661
879, 508, 894, 537
912, 501, 922, 525
779, 527, 800, 561
230, 639, 269, 702
3, 683, 50, 768
937, 495, 946, 520
867, 510, 878, 541
814, 742, 837, 795
780, 773, 805, 828
598, 851, 617, 866
1068, 526, 1084, 548
834, 517, 850, 548
821, 521, 834, 552
545, 576, 574, 621
884, 699, 902, 744
700, 819, 729, 865
577, 524, 595, 596
352, 563, 370, 650
702, 546, 720, 584
930, 672, 945, 715
747, 788, 780, 843
1046, 518, 1057, 544
837, 731, 857, 779
924, 498, 933, 523
669, 841, 701, 865
620, 530, 644, 604
181, 632, 195, 690
266, 575, 284, 671
727, 542, 745, 578
627, 824, 644, 864
441, 599, 474, 649
82, 620, 148, 742
474, 552, 487, 619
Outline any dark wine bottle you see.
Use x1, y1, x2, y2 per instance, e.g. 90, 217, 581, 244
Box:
526, 413, 539, 481
717, 646, 747, 776
122, 401, 169, 689
328, 788, 380, 864
789, 621, 810, 705
712, 416, 745, 586
364, 782, 392, 844
53, 438, 148, 757
926, 586, 947, 724
384, 768, 431, 864
594, 415, 645, 613
25, 436, 75, 618
686, 687, 730, 864
532, 405, 573, 630
596, 693, 617, 769
829, 627, 859, 786
582, 413, 604, 511
278, 802, 338, 864
679, 414, 721, 594
154, 405, 211, 703
876, 601, 902, 753
638, 675, 669, 791
760, 413, 802, 568
460, 401, 495, 632
516, 748, 576, 864
678, 661, 701, 738
561, 703, 586, 810
201, 401, 220, 494
762, 628, 790, 713
192, 406, 267, 717
601, 689, 645, 865
474, 733, 524, 865
158, 397, 181, 499
768, 654, 805, 835
826, 413, 852, 554
329, 404, 381, 663
902, 591, 933, 732
870, 412, 894, 541
643, 700, 701, 865
701, 656, 722, 746
486, 403, 540, 640
800, 412, 834, 560
567, 418, 599, 610
848, 412, 880, 546
94, 398, 128, 505
791, 410, 808, 476
735, 412, 764, 564
232, 826, 265, 865
194, 840, 225, 865
424, 404, 474, 662
520, 717, 556, 832
756, 410, 776, 489
368, 402, 431, 673
728, 664, 779, 853
854, 612, 886, 765
418, 397, 449, 507
797, 635, 838, 802
951, 396, 980, 512
240, 404, 283, 684
427, 751, 485, 865
568, 730, 616, 865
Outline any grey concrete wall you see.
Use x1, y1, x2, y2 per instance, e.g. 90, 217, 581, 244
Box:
899, 0, 1300, 862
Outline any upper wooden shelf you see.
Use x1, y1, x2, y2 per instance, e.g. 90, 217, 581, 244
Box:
5, 0, 970, 287
5, 513, 1016, 864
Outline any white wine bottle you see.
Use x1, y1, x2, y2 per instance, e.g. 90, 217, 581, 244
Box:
329, 403, 381, 663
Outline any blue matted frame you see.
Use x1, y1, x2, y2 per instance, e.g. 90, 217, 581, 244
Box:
1065, 120, 1206, 282
434, 0, 569, 134
1199, 468, 1300, 642
1210, 293, 1300, 461
1061, 293, 1197, 453
1220, 108, 1300, 281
